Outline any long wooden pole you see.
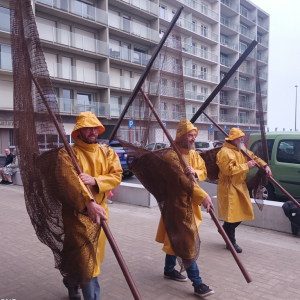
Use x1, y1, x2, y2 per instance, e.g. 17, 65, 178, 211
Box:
201, 111, 300, 210
140, 88, 252, 283
30, 69, 142, 300
109, 6, 184, 143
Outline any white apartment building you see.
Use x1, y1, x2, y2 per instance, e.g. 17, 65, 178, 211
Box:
0, 0, 269, 151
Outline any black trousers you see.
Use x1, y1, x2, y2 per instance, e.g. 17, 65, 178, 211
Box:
223, 221, 241, 244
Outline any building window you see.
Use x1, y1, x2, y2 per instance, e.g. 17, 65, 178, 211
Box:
159, 29, 165, 38
0, 44, 12, 71
159, 5, 166, 19
201, 3, 208, 15
201, 24, 207, 37
0, 6, 10, 32
77, 92, 96, 113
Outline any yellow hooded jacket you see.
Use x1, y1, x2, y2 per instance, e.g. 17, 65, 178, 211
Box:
155, 119, 208, 255
66, 112, 122, 277
216, 141, 267, 223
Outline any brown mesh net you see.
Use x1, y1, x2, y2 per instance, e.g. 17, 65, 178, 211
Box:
10, 0, 100, 286
115, 26, 201, 271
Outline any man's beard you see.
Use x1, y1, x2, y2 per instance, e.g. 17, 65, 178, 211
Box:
177, 137, 195, 150
237, 142, 246, 151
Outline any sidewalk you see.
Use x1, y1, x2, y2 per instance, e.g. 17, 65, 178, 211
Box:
0, 185, 299, 300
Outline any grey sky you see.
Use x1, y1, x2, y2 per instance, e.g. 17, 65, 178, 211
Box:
250, 0, 300, 131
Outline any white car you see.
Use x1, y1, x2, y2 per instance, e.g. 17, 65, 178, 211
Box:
195, 141, 215, 151
145, 142, 170, 151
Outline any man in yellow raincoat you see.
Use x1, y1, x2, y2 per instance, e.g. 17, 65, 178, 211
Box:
216, 128, 272, 253
63, 111, 122, 300
155, 119, 215, 298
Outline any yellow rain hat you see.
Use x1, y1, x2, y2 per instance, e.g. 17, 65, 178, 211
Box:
225, 127, 245, 141
71, 111, 105, 140
175, 119, 198, 142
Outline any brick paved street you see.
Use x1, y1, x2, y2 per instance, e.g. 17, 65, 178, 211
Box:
1, 185, 300, 300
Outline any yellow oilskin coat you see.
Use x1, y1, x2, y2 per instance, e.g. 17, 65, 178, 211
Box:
72, 138, 122, 277
155, 147, 208, 255
216, 141, 267, 223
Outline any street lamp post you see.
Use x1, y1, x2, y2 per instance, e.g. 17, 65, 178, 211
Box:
296, 85, 298, 131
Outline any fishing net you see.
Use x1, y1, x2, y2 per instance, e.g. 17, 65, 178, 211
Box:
115, 25, 202, 271
10, 0, 100, 287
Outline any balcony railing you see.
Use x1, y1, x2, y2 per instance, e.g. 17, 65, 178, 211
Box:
258, 19, 269, 31
108, 12, 159, 43
240, 6, 256, 23
109, 45, 151, 66
58, 98, 110, 116
256, 118, 267, 125
220, 36, 238, 51
239, 43, 256, 59
220, 77, 238, 88
177, 0, 219, 21
239, 100, 255, 109
0, 7, 10, 32
220, 56, 233, 67
259, 71, 268, 80
35, 0, 108, 25
220, 0, 239, 13
185, 90, 207, 101
119, 0, 159, 16
239, 26, 256, 39
220, 98, 238, 106
257, 53, 268, 63
199, 114, 218, 122
37, 23, 109, 56
47, 62, 110, 86
182, 42, 218, 62
257, 37, 268, 48
238, 116, 255, 124
219, 114, 238, 123
262, 104, 268, 111
221, 16, 239, 32
239, 81, 255, 92
0, 52, 12, 71
261, 89, 268, 96
184, 67, 218, 83
110, 75, 137, 90
160, 10, 218, 42
239, 65, 255, 76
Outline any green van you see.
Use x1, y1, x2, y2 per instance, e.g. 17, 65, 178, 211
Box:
245, 132, 300, 201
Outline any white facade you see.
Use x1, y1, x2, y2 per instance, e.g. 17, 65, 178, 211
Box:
0, 0, 269, 148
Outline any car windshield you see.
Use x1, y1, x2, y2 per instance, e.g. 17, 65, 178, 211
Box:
195, 142, 210, 148
145, 143, 155, 151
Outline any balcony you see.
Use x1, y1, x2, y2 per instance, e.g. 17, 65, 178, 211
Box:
0, 6, 10, 33
159, 86, 182, 98
177, 0, 219, 21
160, 10, 218, 42
239, 100, 255, 109
37, 23, 109, 56
256, 118, 267, 125
111, 104, 146, 118
258, 19, 269, 31
220, 16, 239, 32
219, 114, 238, 123
263, 104, 268, 111
185, 91, 218, 103
35, 0, 108, 25
239, 65, 255, 76
220, 97, 238, 106
47, 63, 110, 86
118, 0, 159, 16
259, 71, 268, 80
220, 56, 233, 68
0, 51, 12, 71
109, 45, 151, 66
239, 26, 256, 39
261, 89, 268, 96
58, 98, 110, 116
220, 0, 239, 13
239, 81, 255, 92
257, 53, 268, 63
181, 42, 218, 63
108, 12, 159, 43
199, 114, 218, 122
257, 36, 268, 48
220, 36, 238, 51
184, 67, 218, 83
220, 77, 238, 89
110, 75, 137, 90
238, 116, 255, 124
239, 43, 256, 59
240, 6, 256, 23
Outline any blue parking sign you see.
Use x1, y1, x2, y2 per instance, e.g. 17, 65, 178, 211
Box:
210, 124, 213, 135
267, 127, 269, 132
248, 126, 251, 130
129, 119, 134, 129
224, 125, 227, 130
163, 121, 167, 127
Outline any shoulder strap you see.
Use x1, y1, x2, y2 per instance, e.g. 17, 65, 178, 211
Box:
99, 144, 108, 157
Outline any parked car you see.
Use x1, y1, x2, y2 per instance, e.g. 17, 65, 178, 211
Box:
195, 140, 215, 152
245, 132, 300, 201
101, 140, 133, 177
145, 142, 170, 151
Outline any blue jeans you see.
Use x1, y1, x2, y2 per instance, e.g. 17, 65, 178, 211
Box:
164, 254, 202, 286
82, 277, 100, 300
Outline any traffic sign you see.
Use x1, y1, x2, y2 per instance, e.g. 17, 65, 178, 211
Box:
129, 119, 134, 129
224, 125, 227, 130
210, 124, 213, 135
248, 126, 251, 130
162, 121, 167, 127
267, 127, 269, 132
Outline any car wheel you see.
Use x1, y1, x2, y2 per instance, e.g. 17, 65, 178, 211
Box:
250, 183, 275, 200
123, 171, 134, 178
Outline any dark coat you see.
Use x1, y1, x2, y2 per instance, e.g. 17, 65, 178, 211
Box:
282, 200, 300, 235
4, 153, 13, 167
